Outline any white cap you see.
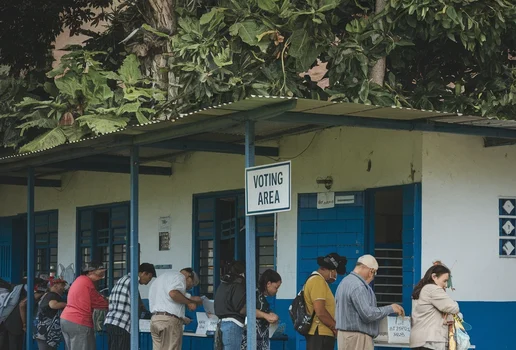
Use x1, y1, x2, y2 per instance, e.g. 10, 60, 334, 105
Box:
358, 254, 379, 270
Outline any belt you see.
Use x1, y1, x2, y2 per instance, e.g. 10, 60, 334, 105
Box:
152, 312, 183, 321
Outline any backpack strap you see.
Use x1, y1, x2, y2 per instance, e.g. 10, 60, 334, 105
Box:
302, 273, 325, 324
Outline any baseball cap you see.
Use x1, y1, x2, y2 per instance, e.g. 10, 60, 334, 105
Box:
317, 253, 348, 275
358, 254, 379, 270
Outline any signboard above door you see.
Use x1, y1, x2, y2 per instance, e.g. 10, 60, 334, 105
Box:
245, 161, 291, 216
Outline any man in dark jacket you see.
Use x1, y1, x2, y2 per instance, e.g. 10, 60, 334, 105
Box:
214, 261, 246, 350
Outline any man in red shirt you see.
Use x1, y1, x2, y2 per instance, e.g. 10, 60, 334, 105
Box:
60, 261, 109, 350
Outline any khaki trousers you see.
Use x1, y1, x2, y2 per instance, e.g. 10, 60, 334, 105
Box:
150, 315, 183, 350
337, 331, 374, 350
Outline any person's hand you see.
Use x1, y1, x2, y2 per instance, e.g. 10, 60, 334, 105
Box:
187, 302, 197, 311
189, 296, 202, 304
183, 317, 192, 325
391, 304, 405, 317
22, 324, 26, 332
265, 312, 279, 324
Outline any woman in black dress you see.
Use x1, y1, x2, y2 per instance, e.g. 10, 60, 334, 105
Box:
241, 269, 282, 350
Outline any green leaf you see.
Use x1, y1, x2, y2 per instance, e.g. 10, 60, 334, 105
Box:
54, 74, 83, 99
76, 114, 129, 134
61, 125, 89, 142
17, 116, 58, 136
117, 101, 141, 116
118, 55, 142, 85
317, 0, 339, 12
289, 30, 311, 58
135, 110, 150, 124
200, 9, 217, 25
258, 0, 279, 13
359, 79, 369, 102
19, 127, 67, 153
229, 21, 265, 47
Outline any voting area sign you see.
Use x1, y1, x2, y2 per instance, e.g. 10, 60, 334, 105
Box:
245, 161, 291, 216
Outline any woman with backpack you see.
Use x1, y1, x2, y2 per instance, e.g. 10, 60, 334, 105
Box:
240, 269, 282, 350
34, 279, 67, 350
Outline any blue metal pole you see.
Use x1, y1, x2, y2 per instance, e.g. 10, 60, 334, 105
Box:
26, 167, 35, 350
130, 146, 140, 349
245, 120, 257, 350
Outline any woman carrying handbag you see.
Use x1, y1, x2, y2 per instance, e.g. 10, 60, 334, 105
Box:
410, 264, 459, 350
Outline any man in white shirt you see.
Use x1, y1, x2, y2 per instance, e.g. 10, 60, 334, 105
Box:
149, 268, 202, 350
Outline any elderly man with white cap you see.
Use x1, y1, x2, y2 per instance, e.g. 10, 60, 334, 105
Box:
335, 254, 404, 350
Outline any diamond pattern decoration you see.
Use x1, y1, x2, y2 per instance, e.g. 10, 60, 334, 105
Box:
502, 220, 515, 235
504, 200, 515, 214
499, 198, 516, 258
503, 241, 515, 255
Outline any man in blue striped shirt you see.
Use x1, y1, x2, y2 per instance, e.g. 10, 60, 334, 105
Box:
335, 255, 404, 350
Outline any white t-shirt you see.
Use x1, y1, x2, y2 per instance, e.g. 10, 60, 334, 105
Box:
149, 271, 187, 317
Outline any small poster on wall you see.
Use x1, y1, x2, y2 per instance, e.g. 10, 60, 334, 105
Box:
317, 192, 335, 209
159, 216, 172, 251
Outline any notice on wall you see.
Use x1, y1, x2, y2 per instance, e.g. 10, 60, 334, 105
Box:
317, 192, 335, 209
158, 216, 172, 251
139, 319, 151, 333
245, 161, 291, 216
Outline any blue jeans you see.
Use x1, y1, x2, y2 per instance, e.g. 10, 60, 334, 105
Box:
220, 321, 243, 350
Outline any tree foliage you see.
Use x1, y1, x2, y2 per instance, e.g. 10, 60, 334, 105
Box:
0, 50, 166, 153
0, 0, 113, 73
161, 0, 516, 117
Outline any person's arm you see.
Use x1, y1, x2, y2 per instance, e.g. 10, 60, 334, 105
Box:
90, 288, 109, 309
307, 277, 336, 331
256, 309, 278, 323
429, 288, 460, 314
312, 300, 336, 330
48, 300, 67, 310
169, 290, 196, 305
350, 287, 395, 323
19, 297, 27, 332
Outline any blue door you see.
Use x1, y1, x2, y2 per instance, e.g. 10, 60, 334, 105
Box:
0, 216, 13, 282
297, 192, 365, 350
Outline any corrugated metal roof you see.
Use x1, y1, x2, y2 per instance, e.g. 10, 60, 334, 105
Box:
1, 96, 515, 167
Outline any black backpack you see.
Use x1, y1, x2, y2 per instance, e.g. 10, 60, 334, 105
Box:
288, 273, 321, 336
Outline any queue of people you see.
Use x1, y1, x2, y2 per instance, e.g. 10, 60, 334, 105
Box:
0, 254, 462, 350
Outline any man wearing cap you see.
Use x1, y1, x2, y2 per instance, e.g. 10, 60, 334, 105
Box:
303, 252, 348, 350
335, 254, 405, 350
149, 267, 203, 350
61, 261, 109, 350
104, 262, 157, 349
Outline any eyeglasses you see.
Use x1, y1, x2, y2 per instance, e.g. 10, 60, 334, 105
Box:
371, 269, 378, 276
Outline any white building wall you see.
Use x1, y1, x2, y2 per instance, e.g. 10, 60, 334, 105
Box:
421, 133, 516, 302
0, 127, 422, 299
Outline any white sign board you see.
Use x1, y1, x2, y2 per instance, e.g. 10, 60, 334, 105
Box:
245, 161, 291, 216
317, 192, 335, 209
195, 312, 219, 335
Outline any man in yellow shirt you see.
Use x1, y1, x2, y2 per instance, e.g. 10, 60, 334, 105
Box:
303, 252, 347, 350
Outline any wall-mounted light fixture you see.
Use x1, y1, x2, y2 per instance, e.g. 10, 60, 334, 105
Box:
316, 176, 333, 190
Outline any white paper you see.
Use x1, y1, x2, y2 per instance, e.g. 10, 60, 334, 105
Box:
139, 319, 151, 333
269, 323, 279, 338
195, 312, 219, 335
317, 192, 335, 209
202, 296, 215, 315
387, 316, 411, 344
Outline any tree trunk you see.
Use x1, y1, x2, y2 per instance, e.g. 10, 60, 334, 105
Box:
142, 0, 177, 100
369, 0, 388, 86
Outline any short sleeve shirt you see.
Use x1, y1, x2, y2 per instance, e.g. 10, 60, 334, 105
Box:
303, 272, 335, 337
149, 271, 187, 317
